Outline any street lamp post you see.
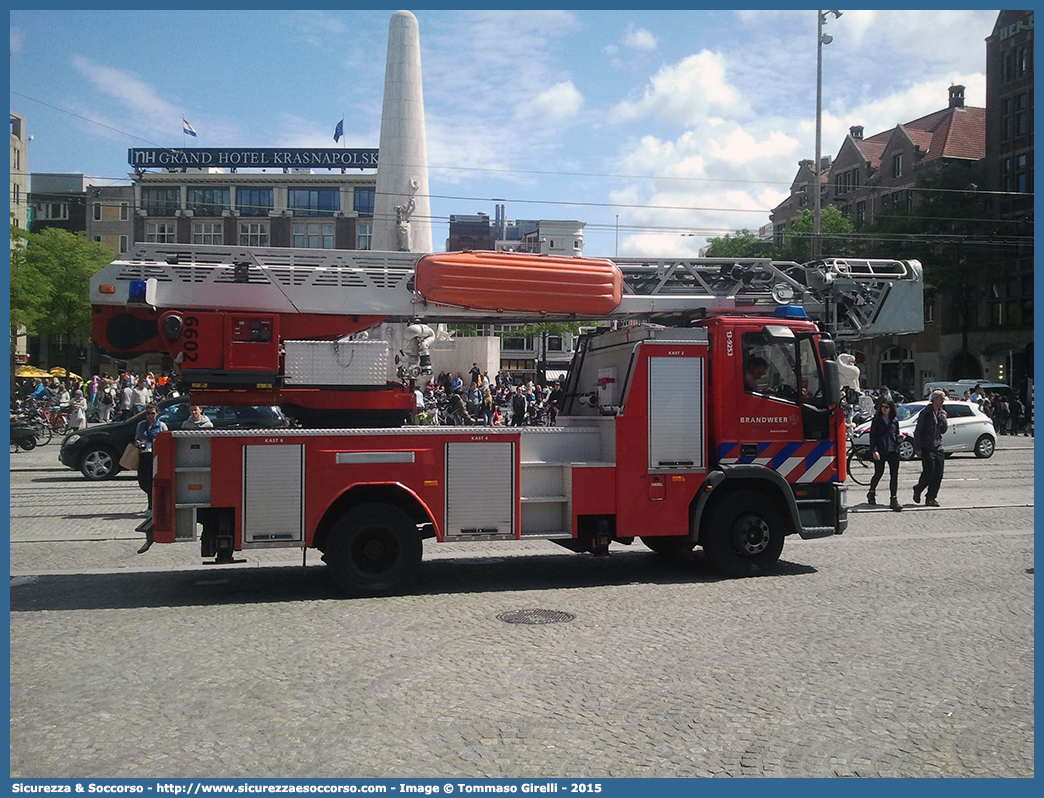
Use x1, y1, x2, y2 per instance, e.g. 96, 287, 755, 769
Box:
814, 9, 841, 260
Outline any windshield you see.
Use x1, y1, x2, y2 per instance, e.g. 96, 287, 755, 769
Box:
897, 405, 922, 422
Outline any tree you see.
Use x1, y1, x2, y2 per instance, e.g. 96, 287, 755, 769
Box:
9, 225, 53, 334
704, 229, 782, 259
786, 206, 856, 262
18, 228, 114, 372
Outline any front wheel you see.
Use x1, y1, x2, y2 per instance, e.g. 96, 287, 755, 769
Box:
701, 490, 787, 577
974, 434, 995, 459
325, 503, 422, 596
897, 437, 916, 461
80, 446, 119, 481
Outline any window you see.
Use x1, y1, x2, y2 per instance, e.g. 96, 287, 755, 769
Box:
12, 147, 19, 171
120, 202, 129, 221
1015, 94, 1028, 136
187, 187, 230, 216
503, 336, 534, 351
12, 184, 18, 205
1004, 52, 1015, 82
93, 202, 102, 221
37, 202, 69, 220
547, 335, 563, 352
141, 187, 180, 216
146, 222, 177, 243
924, 292, 935, 324
92, 235, 102, 242
892, 191, 904, 208
236, 188, 273, 216
856, 201, 866, 223
357, 222, 372, 250
353, 186, 375, 216
289, 188, 339, 217
943, 403, 974, 419
907, 191, 915, 212
119, 235, 128, 254
548, 239, 556, 249
292, 222, 334, 249
574, 239, 582, 251
1015, 154, 1029, 193
192, 221, 223, 244
892, 153, 902, 178
1018, 47, 1029, 77
1002, 158, 1013, 191
239, 221, 270, 247
1002, 99, 1012, 140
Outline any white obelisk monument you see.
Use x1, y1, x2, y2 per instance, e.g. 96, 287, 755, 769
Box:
372, 10, 432, 253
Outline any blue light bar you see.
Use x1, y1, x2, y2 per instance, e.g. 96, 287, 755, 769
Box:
773, 305, 808, 319
128, 280, 147, 302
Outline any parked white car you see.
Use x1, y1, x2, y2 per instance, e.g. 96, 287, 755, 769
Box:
852, 400, 996, 460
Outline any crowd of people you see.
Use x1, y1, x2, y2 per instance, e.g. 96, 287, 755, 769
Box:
12, 370, 182, 427
414, 366, 564, 427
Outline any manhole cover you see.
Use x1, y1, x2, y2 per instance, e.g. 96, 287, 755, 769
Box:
498, 608, 575, 625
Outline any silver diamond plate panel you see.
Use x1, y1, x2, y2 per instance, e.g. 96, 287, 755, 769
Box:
283, 339, 390, 386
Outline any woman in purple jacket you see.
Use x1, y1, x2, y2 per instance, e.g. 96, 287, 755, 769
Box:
867, 397, 903, 511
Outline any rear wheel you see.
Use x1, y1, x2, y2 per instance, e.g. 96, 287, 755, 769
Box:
701, 490, 787, 577
897, 437, 916, 461
974, 434, 995, 459
33, 423, 53, 446
641, 536, 694, 556
846, 449, 872, 485
17, 436, 36, 452
325, 503, 422, 596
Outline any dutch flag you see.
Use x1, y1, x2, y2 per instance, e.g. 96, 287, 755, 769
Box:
183, 117, 197, 137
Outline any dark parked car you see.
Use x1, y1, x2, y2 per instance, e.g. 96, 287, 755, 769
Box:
59, 397, 288, 480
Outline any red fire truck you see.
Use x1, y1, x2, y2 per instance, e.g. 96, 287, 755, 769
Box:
90, 247, 923, 594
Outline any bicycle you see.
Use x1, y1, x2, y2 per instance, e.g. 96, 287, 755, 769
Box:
845, 441, 875, 486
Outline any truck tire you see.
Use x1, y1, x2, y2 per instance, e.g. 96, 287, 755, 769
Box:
641, 536, 693, 557
325, 502, 422, 596
701, 490, 786, 577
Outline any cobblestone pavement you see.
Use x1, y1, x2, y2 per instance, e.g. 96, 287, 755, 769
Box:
9, 437, 1034, 778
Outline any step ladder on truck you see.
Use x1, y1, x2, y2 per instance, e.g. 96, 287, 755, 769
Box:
90, 247, 924, 594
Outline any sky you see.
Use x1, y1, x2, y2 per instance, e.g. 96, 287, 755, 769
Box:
9, 8, 999, 257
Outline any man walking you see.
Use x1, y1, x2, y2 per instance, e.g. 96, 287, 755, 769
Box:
912, 390, 948, 507
511, 386, 528, 427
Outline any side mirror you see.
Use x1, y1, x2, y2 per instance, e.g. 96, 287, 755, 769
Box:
819, 338, 837, 360
822, 360, 842, 408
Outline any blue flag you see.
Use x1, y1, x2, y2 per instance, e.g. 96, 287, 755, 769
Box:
334, 118, 344, 143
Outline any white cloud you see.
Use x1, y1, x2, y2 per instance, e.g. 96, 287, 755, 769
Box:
515, 81, 584, 124
622, 24, 657, 52
290, 11, 349, 49
826, 75, 988, 142
610, 51, 747, 125
68, 56, 243, 146
603, 44, 619, 56
11, 27, 24, 54
71, 56, 178, 127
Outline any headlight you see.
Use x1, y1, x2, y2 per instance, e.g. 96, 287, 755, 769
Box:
63, 434, 81, 448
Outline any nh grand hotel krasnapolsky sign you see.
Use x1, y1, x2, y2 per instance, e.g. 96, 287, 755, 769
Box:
128, 148, 379, 170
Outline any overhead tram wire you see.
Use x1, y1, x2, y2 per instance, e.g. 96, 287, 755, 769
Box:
12, 91, 1030, 202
